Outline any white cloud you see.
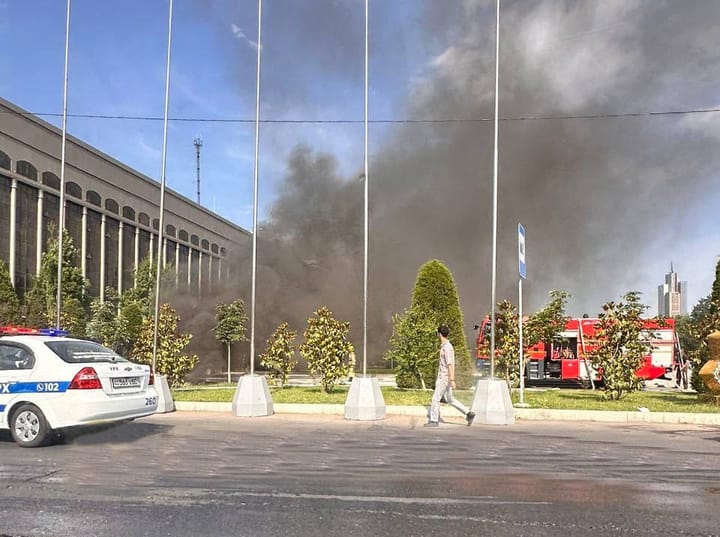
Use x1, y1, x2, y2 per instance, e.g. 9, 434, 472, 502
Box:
231, 23, 260, 51
137, 137, 162, 160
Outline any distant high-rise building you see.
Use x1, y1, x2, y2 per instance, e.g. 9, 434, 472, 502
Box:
657, 263, 687, 317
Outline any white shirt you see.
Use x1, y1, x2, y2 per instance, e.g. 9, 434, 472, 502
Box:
438, 340, 455, 378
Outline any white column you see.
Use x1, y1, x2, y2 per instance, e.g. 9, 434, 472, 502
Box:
36, 190, 44, 276
100, 214, 106, 302
208, 255, 213, 293
162, 236, 167, 268
117, 221, 124, 294
174, 241, 180, 288
198, 251, 203, 297
9, 178, 16, 286
217, 256, 222, 283
187, 247, 192, 291
134, 226, 140, 286
81, 206, 87, 281
149, 231, 155, 268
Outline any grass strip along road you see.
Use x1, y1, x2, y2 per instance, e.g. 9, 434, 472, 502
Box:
173, 384, 720, 413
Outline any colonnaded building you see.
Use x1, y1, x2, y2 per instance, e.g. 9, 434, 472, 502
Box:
0, 97, 251, 302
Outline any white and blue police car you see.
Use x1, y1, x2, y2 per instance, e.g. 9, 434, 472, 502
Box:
0, 326, 158, 447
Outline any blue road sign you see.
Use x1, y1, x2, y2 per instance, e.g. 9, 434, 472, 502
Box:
518, 223, 526, 279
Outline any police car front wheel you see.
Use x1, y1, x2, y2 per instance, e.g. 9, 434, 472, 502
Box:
10, 404, 51, 448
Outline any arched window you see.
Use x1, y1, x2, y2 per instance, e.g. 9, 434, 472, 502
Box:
211, 243, 219, 254
16, 160, 37, 181
201, 239, 209, 250
86, 190, 102, 207
42, 172, 60, 190
138, 212, 150, 226
190, 234, 199, 246
105, 198, 119, 214
66, 181, 82, 199
0, 150, 10, 170
152, 218, 159, 230
122, 206, 135, 220
166, 224, 176, 237
220, 247, 227, 257
178, 230, 189, 242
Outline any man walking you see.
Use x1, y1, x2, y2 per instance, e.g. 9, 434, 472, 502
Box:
424, 324, 475, 427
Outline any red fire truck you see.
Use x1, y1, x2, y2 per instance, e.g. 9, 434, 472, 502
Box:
474, 316, 684, 387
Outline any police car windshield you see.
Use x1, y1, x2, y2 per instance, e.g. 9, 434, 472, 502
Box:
44, 340, 128, 364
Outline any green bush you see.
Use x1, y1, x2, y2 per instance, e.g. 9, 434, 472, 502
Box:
678, 259, 720, 392
260, 322, 298, 387
494, 300, 521, 387
589, 292, 654, 400
131, 303, 198, 388
299, 307, 354, 393
385, 307, 437, 390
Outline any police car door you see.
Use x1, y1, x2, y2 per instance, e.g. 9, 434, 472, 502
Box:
0, 342, 36, 425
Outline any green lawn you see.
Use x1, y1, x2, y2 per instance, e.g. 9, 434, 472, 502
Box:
172, 384, 720, 413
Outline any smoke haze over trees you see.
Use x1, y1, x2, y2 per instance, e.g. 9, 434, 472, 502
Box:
187, 0, 720, 367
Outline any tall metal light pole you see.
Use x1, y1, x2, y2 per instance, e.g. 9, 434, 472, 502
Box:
232, 0, 273, 417
55, 0, 71, 329
343, 0, 385, 421
249, 0, 263, 378
194, 137, 202, 204
469, 0, 515, 425
489, 0, 501, 379
362, 0, 369, 378
152, 0, 174, 376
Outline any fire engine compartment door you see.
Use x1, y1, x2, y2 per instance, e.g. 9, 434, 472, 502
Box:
561, 359, 579, 379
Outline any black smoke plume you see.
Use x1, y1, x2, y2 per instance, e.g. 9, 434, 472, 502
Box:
187, 0, 720, 370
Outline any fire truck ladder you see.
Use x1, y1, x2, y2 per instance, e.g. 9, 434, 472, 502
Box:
578, 319, 596, 390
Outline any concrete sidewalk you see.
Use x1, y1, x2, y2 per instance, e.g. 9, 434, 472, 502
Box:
173, 401, 720, 426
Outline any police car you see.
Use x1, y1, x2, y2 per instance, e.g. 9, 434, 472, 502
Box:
0, 326, 158, 447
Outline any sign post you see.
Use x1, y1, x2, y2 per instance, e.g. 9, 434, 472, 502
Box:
517, 223, 529, 408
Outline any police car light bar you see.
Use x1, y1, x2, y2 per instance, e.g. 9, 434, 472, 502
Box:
0, 326, 69, 337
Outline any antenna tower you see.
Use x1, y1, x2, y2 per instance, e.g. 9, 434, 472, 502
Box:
194, 137, 203, 204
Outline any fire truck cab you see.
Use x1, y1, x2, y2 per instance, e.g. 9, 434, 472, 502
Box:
474, 316, 683, 388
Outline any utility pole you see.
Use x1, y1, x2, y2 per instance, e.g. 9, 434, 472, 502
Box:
194, 137, 202, 204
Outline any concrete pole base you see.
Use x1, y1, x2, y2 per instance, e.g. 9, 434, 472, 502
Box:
232, 374, 274, 417
470, 378, 515, 425
155, 374, 175, 414
344, 376, 386, 420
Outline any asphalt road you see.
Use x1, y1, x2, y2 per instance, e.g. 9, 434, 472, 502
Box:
1, 412, 719, 537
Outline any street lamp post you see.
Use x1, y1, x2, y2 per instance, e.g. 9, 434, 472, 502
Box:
151, 0, 176, 414
469, 0, 515, 425
55, 0, 71, 330
344, 0, 386, 421
232, 0, 273, 418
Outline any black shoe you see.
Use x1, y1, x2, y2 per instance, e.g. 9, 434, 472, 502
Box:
423, 421, 439, 428
466, 411, 476, 426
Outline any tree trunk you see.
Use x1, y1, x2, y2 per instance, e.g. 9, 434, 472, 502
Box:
227, 344, 232, 384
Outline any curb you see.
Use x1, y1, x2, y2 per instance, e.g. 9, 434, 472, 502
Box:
173, 402, 720, 425
514, 408, 720, 425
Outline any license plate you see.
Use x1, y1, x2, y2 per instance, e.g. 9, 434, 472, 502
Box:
111, 377, 142, 389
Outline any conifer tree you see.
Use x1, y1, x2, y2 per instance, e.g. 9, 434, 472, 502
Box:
0, 259, 20, 325
389, 259, 473, 388
23, 227, 88, 335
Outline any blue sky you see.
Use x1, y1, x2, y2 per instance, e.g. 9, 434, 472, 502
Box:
1, 0, 434, 226
2, 0, 719, 320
